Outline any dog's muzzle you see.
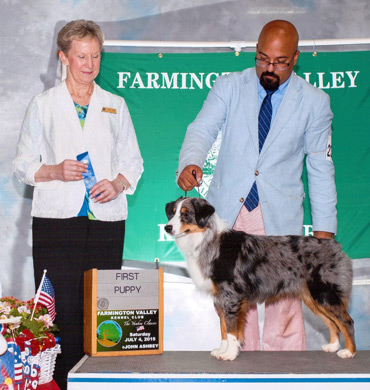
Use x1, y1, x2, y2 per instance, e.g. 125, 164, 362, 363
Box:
165, 224, 190, 238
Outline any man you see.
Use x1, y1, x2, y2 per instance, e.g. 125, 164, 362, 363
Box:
177, 20, 336, 351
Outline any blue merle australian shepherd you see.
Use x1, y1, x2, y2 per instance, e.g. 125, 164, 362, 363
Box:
165, 197, 355, 361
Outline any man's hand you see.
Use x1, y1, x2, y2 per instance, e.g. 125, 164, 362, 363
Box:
177, 165, 203, 191
313, 231, 335, 239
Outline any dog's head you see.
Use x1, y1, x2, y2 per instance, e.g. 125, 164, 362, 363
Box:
165, 197, 215, 238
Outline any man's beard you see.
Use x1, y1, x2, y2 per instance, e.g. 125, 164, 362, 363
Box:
260, 71, 280, 91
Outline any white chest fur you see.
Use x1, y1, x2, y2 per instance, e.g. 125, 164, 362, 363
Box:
186, 254, 214, 294
176, 234, 214, 294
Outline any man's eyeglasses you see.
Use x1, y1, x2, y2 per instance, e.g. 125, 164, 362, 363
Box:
255, 54, 296, 71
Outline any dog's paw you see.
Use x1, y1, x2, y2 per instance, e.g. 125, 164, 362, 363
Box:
210, 349, 222, 358
211, 340, 228, 358
211, 347, 225, 358
322, 340, 340, 353
216, 349, 239, 361
211, 348, 221, 358
213, 334, 240, 361
337, 349, 356, 359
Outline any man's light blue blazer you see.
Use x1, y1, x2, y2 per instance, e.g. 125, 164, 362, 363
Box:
178, 68, 337, 235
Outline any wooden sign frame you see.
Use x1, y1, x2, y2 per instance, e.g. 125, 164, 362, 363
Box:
84, 267, 163, 356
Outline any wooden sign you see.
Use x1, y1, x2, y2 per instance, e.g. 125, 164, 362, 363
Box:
84, 268, 163, 356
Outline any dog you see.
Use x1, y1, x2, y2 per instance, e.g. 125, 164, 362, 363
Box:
165, 197, 356, 361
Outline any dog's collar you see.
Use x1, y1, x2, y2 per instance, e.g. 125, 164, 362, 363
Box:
173, 226, 207, 238
172, 229, 191, 239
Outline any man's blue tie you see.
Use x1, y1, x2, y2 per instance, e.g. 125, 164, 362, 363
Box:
244, 89, 275, 212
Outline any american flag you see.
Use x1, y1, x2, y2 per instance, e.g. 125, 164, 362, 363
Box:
37, 275, 56, 321
13, 345, 23, 385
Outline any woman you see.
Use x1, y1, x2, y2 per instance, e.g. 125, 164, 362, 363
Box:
14, 20, 143, 389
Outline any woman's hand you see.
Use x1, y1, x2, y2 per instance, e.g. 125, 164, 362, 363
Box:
35, 160, 87, 182
89, 176, 130, 203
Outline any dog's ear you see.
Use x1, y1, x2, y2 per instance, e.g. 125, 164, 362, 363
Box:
192, 198, 215, 228
165, 201, 176, 220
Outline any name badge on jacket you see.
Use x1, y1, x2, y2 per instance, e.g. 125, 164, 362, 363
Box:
102, 107, 117, 114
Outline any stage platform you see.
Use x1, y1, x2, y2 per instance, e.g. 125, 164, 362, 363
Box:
68, 350, 370, 389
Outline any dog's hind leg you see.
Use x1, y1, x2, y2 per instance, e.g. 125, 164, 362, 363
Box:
302, 286, 356, 358
301, 287, 341, 352
315, 303, 356, 358
321, 318, 341, 353
325, 304, 356, 359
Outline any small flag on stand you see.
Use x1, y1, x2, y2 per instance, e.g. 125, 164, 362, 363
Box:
13, 345, 23, 385
25, 356, 40, 390
34, 273, 56, 322
22, 341, 31, 380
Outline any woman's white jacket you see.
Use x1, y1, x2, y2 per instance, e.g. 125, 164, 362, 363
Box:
14, 81, 143, 221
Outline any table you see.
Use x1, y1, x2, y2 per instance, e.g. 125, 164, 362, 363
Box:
68, 351, 370, 389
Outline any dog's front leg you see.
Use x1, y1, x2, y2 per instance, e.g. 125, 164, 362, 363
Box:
211, 305, 229, 358
211, 303, 241, 361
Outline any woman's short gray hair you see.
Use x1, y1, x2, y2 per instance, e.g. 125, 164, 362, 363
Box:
57, 20, 104, 53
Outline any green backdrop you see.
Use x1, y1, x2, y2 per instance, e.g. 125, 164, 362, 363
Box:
96, 51, 370, 261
